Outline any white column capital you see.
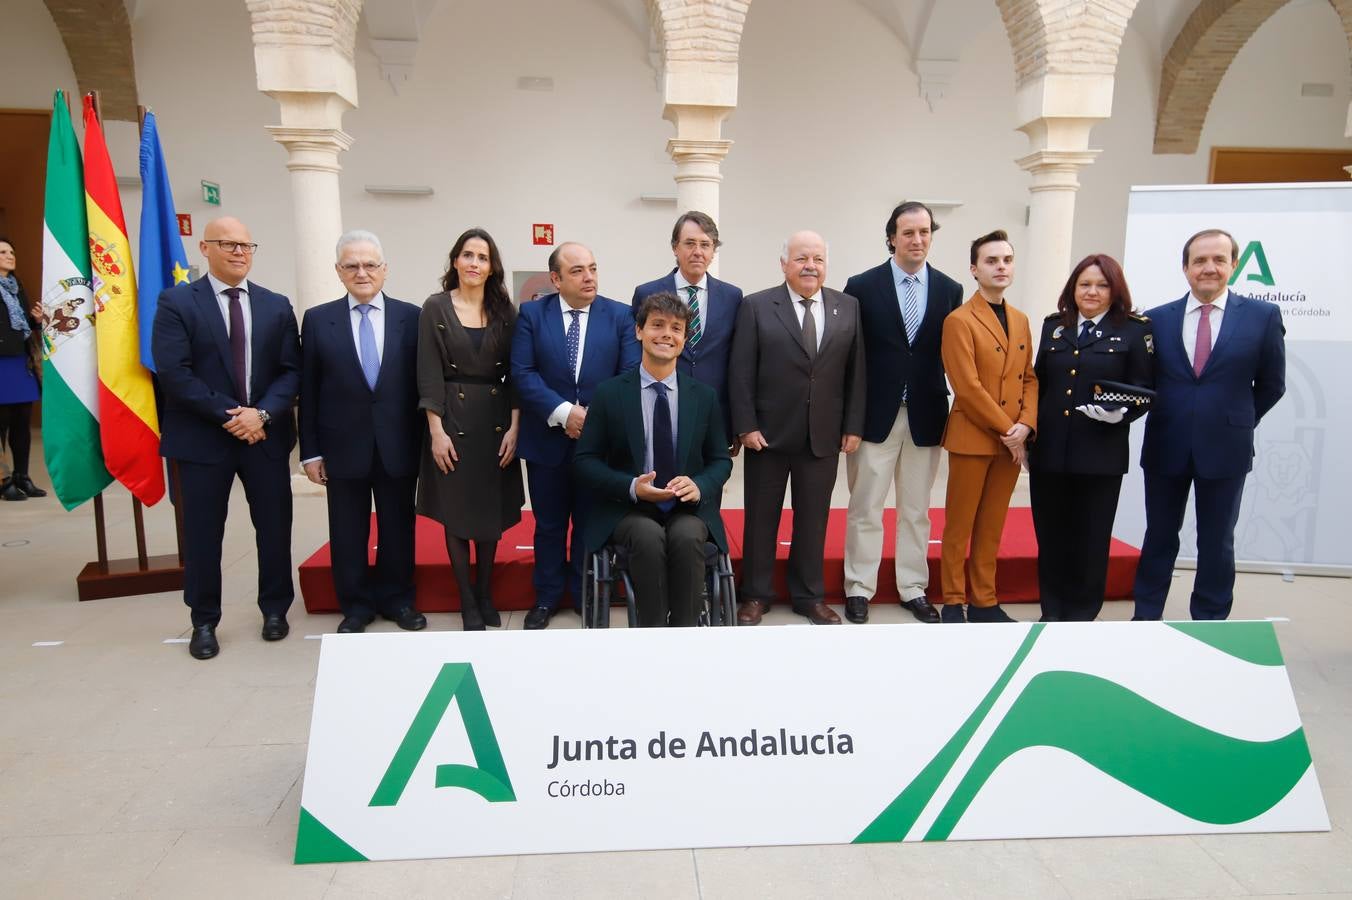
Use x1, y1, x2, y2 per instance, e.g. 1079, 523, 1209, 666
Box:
666, 138, 734, 166
1016, 148, 1102, 192
265, 126, 354, 174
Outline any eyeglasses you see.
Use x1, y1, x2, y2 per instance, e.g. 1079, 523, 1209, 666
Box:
205, 240, 259, 254
338, 262, 385, 274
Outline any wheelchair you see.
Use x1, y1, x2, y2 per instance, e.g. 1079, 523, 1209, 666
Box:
580, 541, 738, 628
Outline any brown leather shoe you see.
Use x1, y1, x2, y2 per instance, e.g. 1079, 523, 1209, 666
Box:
800, 601, 841, 625
737, 599, 769, 625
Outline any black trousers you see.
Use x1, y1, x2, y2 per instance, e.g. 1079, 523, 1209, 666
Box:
741, 448, 838, 611
613, 508, 708, 627
1029, 470, 1122, 621
326, 449, 416, 621
177, 445, 293, 627
526, 456, 590, 611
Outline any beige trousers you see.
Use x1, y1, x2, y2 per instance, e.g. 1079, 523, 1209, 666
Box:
843, 409, 942, 601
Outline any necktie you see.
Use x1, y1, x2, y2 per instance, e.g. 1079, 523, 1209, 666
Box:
1079, 319, 1095, 346
685, 284, 702, 348
566, 309, 582, 385
1193, 304, 1213, 377
799, 297, 817, 362
355, 303, 380, 389
901, 274, 920, 345
651, 382, 677, 513
224, 287, 247, 403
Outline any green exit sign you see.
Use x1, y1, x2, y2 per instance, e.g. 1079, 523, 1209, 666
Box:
202, 180, 221, 205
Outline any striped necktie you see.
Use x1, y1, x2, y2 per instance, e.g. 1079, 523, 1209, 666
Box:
901, 274, 920, 345
685, 284, 702, 347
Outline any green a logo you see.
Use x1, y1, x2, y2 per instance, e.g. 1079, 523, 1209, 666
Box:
369, 663, 516, 806
1230, 241, 1274, 287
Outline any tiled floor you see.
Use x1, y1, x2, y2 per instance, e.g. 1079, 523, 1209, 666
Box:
1, 447, 1349, 899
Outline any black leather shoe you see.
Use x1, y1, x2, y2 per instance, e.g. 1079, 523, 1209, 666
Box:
967, 603, 1016, 623
901, 596, 941, 624
337, 616, 368, 634
0, 479, 26, 501
844, 595, 869, 624
940, 603, 966, 623
385, 607, 427, 631
189, 624, 219, 660
12, 475, 46, 498
523, 604, 553, 630
478, 593, 501, 629
261, 614, 290, 641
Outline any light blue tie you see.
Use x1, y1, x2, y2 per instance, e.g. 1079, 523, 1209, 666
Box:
901, 274, 920, 402
356, 303, 379, 389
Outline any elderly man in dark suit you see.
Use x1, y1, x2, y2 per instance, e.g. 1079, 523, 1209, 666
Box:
152, 216, 300, 660
1133, 228, 1286, 621
729, 230, 866, 625
299, 229, 427, 635
842, 202, 964, 625
575, 292, 732, 627
631, 211, 743, 447
512, 241, 641, 629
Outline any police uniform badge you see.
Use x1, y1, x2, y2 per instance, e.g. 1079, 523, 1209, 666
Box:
1052, 325, 1064, 340
1144, 334, 1154, 355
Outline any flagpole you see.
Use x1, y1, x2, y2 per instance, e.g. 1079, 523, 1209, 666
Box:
74, 92, 183, 601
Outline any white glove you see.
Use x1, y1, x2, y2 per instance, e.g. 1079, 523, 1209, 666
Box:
1075, 403, 1125, 424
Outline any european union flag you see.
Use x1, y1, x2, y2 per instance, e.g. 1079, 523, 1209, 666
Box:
137, 110, 190, 372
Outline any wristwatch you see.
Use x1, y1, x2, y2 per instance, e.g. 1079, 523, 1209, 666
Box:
257, 408, 272, 427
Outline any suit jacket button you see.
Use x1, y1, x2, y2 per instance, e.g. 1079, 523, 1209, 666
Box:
1064, 409, 1070, 416
1073, 350, 1079, 356
1001, 400, 1006, 406
490, 388, 498, 396
458, 392, 465, 400
1070, 369, 1076, 376
495, 426, 503, 433
1065, 389, 1072, 396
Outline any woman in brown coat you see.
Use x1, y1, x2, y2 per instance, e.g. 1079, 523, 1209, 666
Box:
417, 228, 525, 630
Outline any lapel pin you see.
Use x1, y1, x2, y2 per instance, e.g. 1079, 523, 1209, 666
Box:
832, 307, 839, 316
1094, 330, 1102, 338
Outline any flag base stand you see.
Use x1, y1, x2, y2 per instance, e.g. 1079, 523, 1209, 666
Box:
76, 463, 185, 602
77, 554, 184, 601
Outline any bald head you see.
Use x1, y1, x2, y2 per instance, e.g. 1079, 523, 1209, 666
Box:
548, 241, 598, 308
200, 216, 255, 285
780, 230, 828, 299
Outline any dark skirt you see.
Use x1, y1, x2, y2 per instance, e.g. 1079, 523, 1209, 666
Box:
0, 355, 39, 404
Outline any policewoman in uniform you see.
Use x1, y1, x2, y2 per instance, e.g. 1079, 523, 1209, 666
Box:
1029, 254, 1153, 621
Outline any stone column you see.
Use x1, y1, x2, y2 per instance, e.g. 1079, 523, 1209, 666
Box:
664, 104, 733, 222
1013, 76, 1111, 325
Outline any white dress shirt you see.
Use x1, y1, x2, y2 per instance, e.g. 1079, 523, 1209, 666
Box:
1183, 290, 1227, 367
675, 271, 709, 339
1076, 311, 1107, 332
348, 292, 386, 366
787, 284, 824, 351
208, 272, 252, 400
547, 300, 592, 428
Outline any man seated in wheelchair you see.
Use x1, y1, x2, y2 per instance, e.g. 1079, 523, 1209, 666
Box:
574, 292, 733, 626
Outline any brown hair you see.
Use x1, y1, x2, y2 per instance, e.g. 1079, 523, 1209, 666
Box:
969, 229, 1011, 266
1056, 254, 1135, 328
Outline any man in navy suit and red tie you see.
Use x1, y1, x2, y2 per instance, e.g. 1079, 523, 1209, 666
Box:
631, 211, 743, 449
299, 230, 427, 635
1133, 229, 1286, 620
512, 242, 641, 629
153, 216, 300, 659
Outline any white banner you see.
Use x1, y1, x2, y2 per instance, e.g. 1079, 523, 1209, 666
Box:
1119, 182, 1352, 573
295, 624, 1327, 863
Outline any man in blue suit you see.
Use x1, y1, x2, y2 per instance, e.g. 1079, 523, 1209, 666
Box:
152, 216, 300, 659
631, 211, 743, 447
1133, 228, 1286, 620
841, 202, 963, 625
299, 230, 427, 635
512, 242, 641, 629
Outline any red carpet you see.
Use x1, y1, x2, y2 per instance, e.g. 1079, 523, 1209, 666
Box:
299, 508, 1140, 614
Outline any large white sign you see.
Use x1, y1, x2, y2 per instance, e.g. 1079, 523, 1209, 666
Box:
1119, 183, 1352, 573
296, 624, 1327, 863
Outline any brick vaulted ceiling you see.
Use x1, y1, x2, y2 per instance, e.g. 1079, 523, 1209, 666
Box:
42, 0, 139, 121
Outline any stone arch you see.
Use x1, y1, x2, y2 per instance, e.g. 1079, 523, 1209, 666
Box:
245, 0, 363, 61
646, 0, 751, 66
994, 0, 1141, 88
41, 0, 139, 121
1154, 0, 1352, 154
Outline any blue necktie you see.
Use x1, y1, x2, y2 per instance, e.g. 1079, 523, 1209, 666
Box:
651, 382, 676, 513
356, 303, 379, 389
1079, 319, 1095, 346
566, 309, 582, 386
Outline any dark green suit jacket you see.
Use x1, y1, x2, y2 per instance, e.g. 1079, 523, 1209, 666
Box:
574, 368, 732, 554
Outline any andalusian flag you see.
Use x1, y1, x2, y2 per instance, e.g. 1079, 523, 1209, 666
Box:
82, 93, 165, 506
136, 109, 190, 371
40, 89, 112, 510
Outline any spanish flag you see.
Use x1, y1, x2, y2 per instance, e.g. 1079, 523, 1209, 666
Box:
82, 93, 165, 506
